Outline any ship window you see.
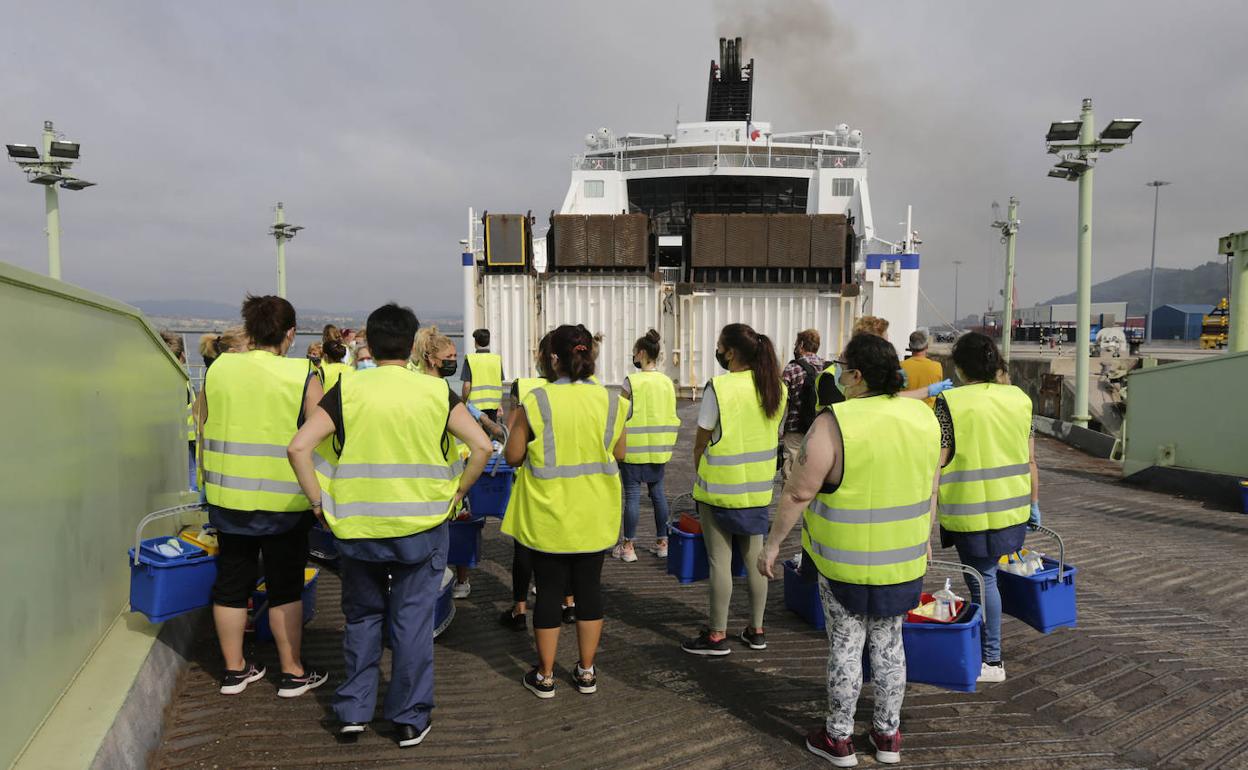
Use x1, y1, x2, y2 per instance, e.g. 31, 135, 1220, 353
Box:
584, 179, 605, 198
626, 175, 809, 236
832, 178, 855, 196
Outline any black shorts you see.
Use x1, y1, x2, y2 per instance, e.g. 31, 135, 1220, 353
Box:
211, 515, 312, 609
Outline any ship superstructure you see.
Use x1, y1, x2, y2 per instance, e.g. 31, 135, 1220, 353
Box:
466, 37, 919, 390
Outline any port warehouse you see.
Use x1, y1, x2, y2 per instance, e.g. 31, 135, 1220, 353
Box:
982, 301, 1211, 342
470, 210, 871, 393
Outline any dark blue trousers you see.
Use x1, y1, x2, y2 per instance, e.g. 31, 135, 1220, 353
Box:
334, 555, 440, 728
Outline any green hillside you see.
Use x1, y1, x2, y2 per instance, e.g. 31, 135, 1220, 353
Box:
1039, 260, 1229, 315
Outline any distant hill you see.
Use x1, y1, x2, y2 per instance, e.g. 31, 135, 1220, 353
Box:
1039, 261, 1229, 316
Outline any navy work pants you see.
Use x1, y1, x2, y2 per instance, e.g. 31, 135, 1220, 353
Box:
334, 555, 440, 729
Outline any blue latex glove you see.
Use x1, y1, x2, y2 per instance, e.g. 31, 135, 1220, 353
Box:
1028, 502, 1041, 529
927, 379, 954, 398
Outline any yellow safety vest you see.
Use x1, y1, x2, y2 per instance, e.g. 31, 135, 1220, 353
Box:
186, 381, 197, 443
803, 395, 940, 585
693, 370, 786, 509
814, 364, 838, 411
624, 370, 679, 464
514, 377, 546, 402
320, 362, 353, 391
202, 350, 312, 512
937, 383, 1033, 533
466, 352, 503, 410
314, 366, 461, 539
502, 382, 625, 553
588, 374, 602, 385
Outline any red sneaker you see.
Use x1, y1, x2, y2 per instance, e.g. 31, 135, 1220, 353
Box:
806, 728, 858, 767
869, 729, 902, 764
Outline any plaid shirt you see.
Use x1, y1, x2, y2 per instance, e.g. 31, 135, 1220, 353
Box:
781, 353, 825, 433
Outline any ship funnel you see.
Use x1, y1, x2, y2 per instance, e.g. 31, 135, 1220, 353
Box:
705, 36, 754, 122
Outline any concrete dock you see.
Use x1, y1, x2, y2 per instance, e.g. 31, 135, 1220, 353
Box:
150, 403, 1248, 770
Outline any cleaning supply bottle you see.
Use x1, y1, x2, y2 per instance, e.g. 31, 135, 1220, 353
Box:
932, 578, 959, 621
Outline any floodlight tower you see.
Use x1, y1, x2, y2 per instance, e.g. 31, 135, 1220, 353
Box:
5, 120, 97, 280
1044, 99, 1141, 428
269, 202, 304, 299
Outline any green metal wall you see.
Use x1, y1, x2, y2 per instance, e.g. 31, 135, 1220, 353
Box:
1123, 350, 1248, 478
0, 262, 189, 768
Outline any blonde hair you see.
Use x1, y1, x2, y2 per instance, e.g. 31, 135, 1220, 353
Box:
412, 325, 455, 372
199, 333, 218, 362
852, 315, 889, 339
218, 325, 250, 353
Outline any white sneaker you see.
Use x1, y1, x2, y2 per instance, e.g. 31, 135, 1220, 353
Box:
977, 662, 1006, 683
452, 580, 471, 599
612, 542, 638, 563
654, 540, 668, 559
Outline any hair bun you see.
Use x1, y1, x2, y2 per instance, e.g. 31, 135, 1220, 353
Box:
645, 329, 660, 343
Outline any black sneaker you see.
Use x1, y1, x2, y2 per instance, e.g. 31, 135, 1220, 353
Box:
499, 608, 527, 631
573, 663, 597, 694
277, 667, 329, 698
523, 667, 556, 699
395, 721, 432, 748
339, 722, 367, 736
561, 604, 577, 624
740, 627, 767, 650
220, 661, 266, 695
681, 628, 732, 656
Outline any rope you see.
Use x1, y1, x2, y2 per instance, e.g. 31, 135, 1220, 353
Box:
917, 283, 959, 333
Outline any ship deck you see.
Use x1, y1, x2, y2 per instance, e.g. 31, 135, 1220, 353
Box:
150, 402, 1248, 770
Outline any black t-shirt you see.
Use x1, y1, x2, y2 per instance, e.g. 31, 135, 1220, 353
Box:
319, 378, 460, 453
815, 368, 846, 410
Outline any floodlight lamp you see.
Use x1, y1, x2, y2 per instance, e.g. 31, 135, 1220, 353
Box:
60, 178, 95, 190
6, 144, 41, 160
49, 141, 80, 159
1045, 120, 1082, 142
1099, 119, 1141, 141
1047, 168, 1072, 179
29, 172, 66, 185
1056, 157, 1089, 171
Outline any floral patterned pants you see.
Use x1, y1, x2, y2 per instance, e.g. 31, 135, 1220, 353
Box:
818, 579, 906, 739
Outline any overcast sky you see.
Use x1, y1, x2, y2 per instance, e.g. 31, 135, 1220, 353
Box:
3, 1, 1245, 322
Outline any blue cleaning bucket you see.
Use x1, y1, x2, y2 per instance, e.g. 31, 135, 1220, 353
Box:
448, 516, 485, 568
468, 455, 514, 517
665, 493, 747, 584
129, 504, 217, 623
997, 525, 1077, 634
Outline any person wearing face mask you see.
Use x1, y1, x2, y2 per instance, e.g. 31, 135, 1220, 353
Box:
758, 332, 941, 767
412, 326, 502, 599
935, 332, 1040, 685
502, 324, 627, 698
615, 329, 678, 561
200, 294, 328, 699
682, 323, 787, 657
354, 347, 376, 370
815, 316, 952, 411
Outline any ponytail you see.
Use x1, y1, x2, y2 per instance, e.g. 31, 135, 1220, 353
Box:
720, 323, 783, 418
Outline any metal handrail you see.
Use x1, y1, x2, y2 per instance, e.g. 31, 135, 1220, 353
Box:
572, 151, 866, 172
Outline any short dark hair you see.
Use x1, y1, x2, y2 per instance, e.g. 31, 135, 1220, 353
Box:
952, 331, 1005, 383
472, 328, 491, 347
366, 303, 420, 361
240, 294, 296, 347
843, 333, 905, 396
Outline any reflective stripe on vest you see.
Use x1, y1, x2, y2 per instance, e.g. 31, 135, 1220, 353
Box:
692, 370, 786, 509
465, 353, 503, 409
316, 366, 459, 540
501, 382, 625, 553
202, 351, 312, 512
515, 377, 546, 402
937, 383, 1032, 533
624, 371, 679, 464
801, 395, 940, 586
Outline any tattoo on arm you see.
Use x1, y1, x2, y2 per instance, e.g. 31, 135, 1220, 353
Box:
797, 435, 809, 466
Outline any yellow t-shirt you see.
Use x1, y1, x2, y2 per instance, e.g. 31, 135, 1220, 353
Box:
902, 355, 944, 408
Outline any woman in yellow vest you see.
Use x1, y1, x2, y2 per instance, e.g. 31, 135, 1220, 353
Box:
288, 304, 491, 746
502, 324, 627, 698
200, 295, 327, 698
682, 323, 786, 656
615, 329, 678, 561
759, 332, 941, 767
319, 338, 353, 391
936, 332, 1040, 684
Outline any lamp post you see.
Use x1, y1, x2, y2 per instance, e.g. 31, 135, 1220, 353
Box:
269, 202, 304, 299
992, 197, 1021, 361
1145, 181, 1170, 345
5, 120, 96, 280
952, 259, 964, 328
1045, 99, 1141, 428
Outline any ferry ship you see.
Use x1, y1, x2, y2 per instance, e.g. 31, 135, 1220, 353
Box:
464, 37, 920, 390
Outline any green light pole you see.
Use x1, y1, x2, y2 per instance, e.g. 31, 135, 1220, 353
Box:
1045, 100, 1141, 428
1219, 231, 1248, 353
5, 120, 96, 280
992, 197, 1020, 361
269, 202, 304, 299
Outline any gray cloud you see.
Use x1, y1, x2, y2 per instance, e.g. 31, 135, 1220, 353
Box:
3, 1, 1246, 323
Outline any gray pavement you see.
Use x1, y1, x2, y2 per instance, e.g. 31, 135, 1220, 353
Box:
151, 403, 1248, 769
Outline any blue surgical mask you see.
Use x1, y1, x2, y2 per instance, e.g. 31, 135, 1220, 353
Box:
356, 359, 377, 370
834, 363, 848, 395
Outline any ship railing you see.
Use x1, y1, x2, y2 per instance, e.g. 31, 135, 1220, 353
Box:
573, 152, 865, 172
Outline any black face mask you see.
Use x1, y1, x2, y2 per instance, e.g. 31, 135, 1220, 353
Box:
715, 350, 730, 370
437, 359, 458, 378
632, 358, 642, 369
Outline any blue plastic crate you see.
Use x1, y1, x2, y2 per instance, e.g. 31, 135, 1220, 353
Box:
448, 517, 485, 568
998, 557, 1078, 634
468, 457, 514, 517
251, 567, 320, 642
129, 538, 217, 623
666, 525, 746, 584
786, 560, 983, 692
